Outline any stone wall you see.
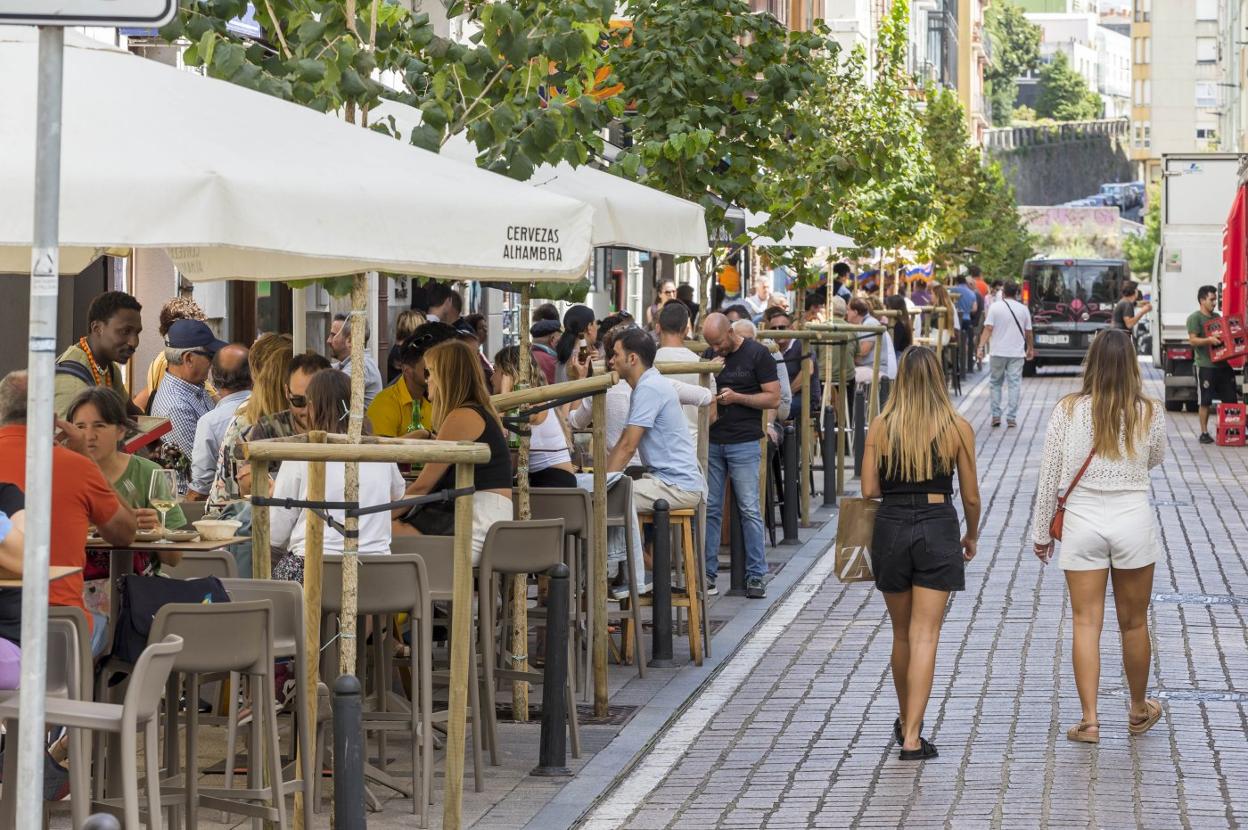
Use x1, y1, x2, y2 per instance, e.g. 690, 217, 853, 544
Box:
985, 118, 1135, 206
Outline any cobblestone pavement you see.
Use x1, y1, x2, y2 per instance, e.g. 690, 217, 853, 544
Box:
581, 365, 1248, 830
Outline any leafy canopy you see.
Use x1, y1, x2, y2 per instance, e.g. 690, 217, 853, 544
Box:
1035, 51, 1102, 122
1123, 183, 1161, 276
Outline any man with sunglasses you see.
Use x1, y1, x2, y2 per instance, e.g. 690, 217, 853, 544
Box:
150, 319, 227, 458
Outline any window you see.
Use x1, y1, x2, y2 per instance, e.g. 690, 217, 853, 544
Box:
1134, 36, 1151, 65
1197, 127, 1219, 141
1197, 37, 1218, 64
1196, 0, 1217, 20
1134, 0, 1150, 22
1196, 81, 1219, 108
1142, 121, 1151, 148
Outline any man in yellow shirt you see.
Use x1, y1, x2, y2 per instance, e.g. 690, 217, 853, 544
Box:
366, 323, 457, 438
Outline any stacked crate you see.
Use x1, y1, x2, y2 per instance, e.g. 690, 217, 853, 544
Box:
1217, 403, 1246, 447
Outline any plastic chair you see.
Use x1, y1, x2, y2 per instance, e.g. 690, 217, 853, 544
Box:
603, 478, 648, 677
0, 635, 184, 830
476, 519, 580, 762
219, 579, 315, 828
320, 554, 433, 824
178, 501, 208, 525
163, 551, 237, 580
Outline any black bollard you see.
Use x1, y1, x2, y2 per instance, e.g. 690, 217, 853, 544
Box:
333, 674, 367, 830
853, 385, 866, 478
781, 424, 800, 544
82, 816, 121, 830
532, 562, 572, 777
648, 500, 676, 668
822, 406, 837, 507
727, 491, 746, 596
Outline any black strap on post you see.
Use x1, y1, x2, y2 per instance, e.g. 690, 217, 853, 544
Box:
250, 486, 476, 537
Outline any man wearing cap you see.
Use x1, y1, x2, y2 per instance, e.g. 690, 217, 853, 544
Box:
530, 319, 561, 385
150, 319, 226, 458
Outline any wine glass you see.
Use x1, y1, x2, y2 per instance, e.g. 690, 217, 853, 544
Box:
148, 469, 179, 543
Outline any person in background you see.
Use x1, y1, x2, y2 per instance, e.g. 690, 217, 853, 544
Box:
523, 359, 578, 488
734, 319, 791, 430
385, 308, 427, 382
1112, 281, 1152, 334
723, 304, 753, 324
0, 485, 25, 690
832, 262, 854, 301
150, 319, 227, 459
134, 296, 217, 412
396, 340, 513, 562
910, 279, 933, 309
186, 343, 251, 500
676, 283, 700, 325
712, 284, 728, 312
54, 291, 143, 418
271, 370, 405, 583
717, 255, 742, 301
368, 322, 459, 439
885, 295, 914, 356
949, 274, 981, 374
532, 303, 560, 324
0, 371, 137, 655
555, 305, 599, 384
1188, 284, 1238, 444
656, 300, 716, 430
701, 313, 781, 599
762, 305, 807, 423
327, 312, 383, 408
529, 319, 561, 385
977, 281, 1034, 428
861, 346, 980, 761
745, 276, 771, 320
805, 287, 828, 325
1031, 330, 1166, 743
425, 282, 463, 326
846, 298, 898, 383
646, 280, 678, 331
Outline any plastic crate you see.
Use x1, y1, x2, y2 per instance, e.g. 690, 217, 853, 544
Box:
1206, 314, 1248, 363
1218, 403, 1247, 428
1216, 424, 1246, 447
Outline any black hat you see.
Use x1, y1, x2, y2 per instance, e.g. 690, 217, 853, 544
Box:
530, 320, 561, 337
166, 319, 227, 354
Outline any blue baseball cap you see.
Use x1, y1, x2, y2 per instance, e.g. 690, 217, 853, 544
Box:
166, 319, 228, 354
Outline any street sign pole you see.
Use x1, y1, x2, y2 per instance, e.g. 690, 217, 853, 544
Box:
16, 26, 64, 827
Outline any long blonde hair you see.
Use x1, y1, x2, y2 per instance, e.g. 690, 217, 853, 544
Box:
426, 339, 500, 431
1062, 328, 1154, 459
931, 283, 956, 334
237, 333, 293, 422
878, 346, 962, 481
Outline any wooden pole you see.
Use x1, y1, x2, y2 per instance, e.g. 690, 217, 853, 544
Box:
292, 432, 326, 830
868, 332, 883, 420
339, 274, 368, 676
838, 334, 850, 495
250, 460, 271, 580
512, 284, 533, 721
591, 393, 608, 718
443, 460, 476, 830
795, 290, 811, 528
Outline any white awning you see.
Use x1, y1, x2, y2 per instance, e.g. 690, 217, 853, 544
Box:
743, 210, 857, 249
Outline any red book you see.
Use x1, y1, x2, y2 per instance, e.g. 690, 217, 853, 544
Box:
122, 416, 172, 454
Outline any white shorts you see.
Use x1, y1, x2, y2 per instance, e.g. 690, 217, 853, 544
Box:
1059, 488, 1159, 572
470, 491, 515, 565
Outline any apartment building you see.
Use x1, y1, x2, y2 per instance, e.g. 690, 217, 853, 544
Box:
1021, 12, 1131, 117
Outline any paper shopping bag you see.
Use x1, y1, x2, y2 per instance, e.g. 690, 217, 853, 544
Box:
834, 498, 878, 583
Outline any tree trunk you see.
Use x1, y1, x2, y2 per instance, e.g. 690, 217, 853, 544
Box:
339, 274, 369, 677
292, 435, 326, 830
512, 284, 532, 720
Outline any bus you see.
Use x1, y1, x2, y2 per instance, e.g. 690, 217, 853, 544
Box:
1020, 258, 1129, 375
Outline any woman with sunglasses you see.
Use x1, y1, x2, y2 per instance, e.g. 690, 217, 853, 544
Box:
645, 280, 678, 331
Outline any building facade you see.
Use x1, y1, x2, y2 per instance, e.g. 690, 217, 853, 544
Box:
958, 0, 992, 143
1021, 13, 1130, 118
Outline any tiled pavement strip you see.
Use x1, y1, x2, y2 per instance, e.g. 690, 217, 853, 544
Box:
578, 364, 1248, 830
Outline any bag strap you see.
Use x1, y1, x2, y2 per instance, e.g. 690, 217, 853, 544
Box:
1003, 299, 1027, 341
1058, 450, 1096, 506
55, 360, 95, 386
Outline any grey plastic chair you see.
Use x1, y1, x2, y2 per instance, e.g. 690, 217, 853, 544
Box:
476, 519, 580, 762
604, 477, 650, 675
528, 487, 598, 692
177, 501, 208, 524
0, 635, 184, 830
163, 550, 237, 580
219, 579, 315, 828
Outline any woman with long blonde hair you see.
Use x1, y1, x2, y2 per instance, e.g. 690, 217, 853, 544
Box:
862, 346, 980, 761
1031, 329, 1166, 743
395, 339, 512, 562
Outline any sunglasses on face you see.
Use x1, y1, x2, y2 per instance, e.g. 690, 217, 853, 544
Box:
287, 391, 308, 408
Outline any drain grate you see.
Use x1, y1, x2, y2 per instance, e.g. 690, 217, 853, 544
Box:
494, 703, 639, 726
1112, 688, 1248, 703
1152, 592, 1248, 606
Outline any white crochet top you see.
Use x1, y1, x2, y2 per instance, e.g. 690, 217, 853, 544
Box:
1030, 395, 1166, 545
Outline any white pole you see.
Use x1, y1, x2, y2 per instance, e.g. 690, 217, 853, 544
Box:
17, 25, 64, 828
292, 286, 307, 353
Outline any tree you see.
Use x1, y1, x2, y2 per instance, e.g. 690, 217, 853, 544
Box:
1124, 183, 1161, 276
984, 0, 1042, 126
1035, 51, 1102, 121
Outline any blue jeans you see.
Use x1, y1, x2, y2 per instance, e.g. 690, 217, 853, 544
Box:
705, 440, 767, 579
989, 356, 1024, 421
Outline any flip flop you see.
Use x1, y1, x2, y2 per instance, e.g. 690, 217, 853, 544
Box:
1066, 720, 1099, 743
1128, 699, 1163, 735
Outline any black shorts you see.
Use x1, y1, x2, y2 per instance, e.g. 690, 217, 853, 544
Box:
870, 498, 964, 593
1197, 365, 1239, 408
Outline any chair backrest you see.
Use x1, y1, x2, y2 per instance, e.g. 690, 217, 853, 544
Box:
165, 550, 238, 580
121, 634, 184, 722
528, 488, 592, 538
605, 475, 633, 523
179, 501, 209, 524
390, 536, 453, 598
478, 519, 565, 585
150, 599, 273, 675
47, 606, 91, 701
320, 554, 427, 619
219, 579, 304, 657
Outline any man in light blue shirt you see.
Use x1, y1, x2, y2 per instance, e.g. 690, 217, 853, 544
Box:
607, 327, 705, 512
328, 313, 383, 408
186, 344, 251, 499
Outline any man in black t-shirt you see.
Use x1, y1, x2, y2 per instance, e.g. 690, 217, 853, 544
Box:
702, 313, 781, 598
1112, 281, 1151, 333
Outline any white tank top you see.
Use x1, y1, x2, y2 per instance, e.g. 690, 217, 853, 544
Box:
529, 410, 572, 473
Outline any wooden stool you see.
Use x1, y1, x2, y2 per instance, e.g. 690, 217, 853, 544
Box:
622, 509, 704, 666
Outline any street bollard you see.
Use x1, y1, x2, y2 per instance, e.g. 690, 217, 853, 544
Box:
648, 499, 676, 668
853, 385, 866, 478
822, 406, 837, 507
333, 674, 367, 830
532, 562, 572, 777
781, 424, 800, 544
81, 815, 121, 830
727, 492, 746, 596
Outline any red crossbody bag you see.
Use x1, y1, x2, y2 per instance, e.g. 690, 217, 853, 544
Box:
1049, 450, 1095, 541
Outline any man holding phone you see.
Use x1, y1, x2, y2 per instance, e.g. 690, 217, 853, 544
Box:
1188, 285, 1238, 444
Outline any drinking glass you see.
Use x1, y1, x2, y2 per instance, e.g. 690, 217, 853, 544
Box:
148, 469, 179, 543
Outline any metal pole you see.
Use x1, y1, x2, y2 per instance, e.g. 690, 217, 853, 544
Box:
333, 674, 367, 830
648, 500, 675, 668
822, 406, 837, 507
853, 385, 866, 478
781, 424, 800, 544
531, 563, 571, 777
16, 27, 64, 826
82, 815, 122, 830
727, 493, 746, 595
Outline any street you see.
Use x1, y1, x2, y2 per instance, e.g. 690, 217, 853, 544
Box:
580, 366, 1248, 830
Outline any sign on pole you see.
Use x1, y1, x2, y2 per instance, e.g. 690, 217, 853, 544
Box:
0, 1, 177, 27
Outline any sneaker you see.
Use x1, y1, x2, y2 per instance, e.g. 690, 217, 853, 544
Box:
705, 576, 719, 597
1200, 432, 1215, 444
609, 583, 630, 601
1007, 419, 1017, 428
991, 418, 1001, 428
745, 576, 766, 599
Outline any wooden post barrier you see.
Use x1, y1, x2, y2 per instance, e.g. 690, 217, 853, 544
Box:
806, 323, 889, 481
512, 284, 532, 720
242, 436, 489, 830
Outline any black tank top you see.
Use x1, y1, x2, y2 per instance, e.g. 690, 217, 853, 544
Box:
879, 449, 954, 496
435, 405, 513, 493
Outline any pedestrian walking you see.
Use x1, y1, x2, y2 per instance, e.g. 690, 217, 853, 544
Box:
976, 281, 1034, 428
1031, 329, 1166, 743
1187, 285, 1238, 444
861, 346, 980, 760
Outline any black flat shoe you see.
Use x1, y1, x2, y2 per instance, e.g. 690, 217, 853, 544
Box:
892, 717, 924, 745
899, 737, 938, 760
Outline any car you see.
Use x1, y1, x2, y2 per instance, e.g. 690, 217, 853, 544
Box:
1021, 258, 1129, 375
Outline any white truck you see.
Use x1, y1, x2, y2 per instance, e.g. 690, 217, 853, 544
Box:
1152, 153, 1244, 412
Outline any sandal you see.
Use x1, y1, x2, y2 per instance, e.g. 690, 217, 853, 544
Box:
1128, 699, 1163, 735
899, 737, 938, 761
892, 717, 925, 745
1066, 720, 1099, 743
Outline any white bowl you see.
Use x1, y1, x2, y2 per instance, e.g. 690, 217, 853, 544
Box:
192, 519, 242, 541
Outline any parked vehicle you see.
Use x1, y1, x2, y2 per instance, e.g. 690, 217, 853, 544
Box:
1021, 257, 1129, 375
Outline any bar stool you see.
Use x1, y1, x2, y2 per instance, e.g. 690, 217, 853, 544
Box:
623, 507, 704, 666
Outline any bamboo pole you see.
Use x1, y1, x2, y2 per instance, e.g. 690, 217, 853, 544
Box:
292, 432, 326, 830
512, 284, 533, 721
339, 275, 368, 676
794, 291, 811, 528
490, 373, 617, 411
591, 393, 608, 718
251, 460, 271, 579
443, 460, 476, 830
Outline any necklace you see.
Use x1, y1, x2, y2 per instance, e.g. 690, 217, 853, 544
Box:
77, 336, 109, 386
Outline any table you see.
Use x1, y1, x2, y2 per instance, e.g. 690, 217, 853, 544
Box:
0, 565, 82, 587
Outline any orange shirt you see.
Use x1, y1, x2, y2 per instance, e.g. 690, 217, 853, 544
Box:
0, 425, 121, 629
975, 277, 990, 297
